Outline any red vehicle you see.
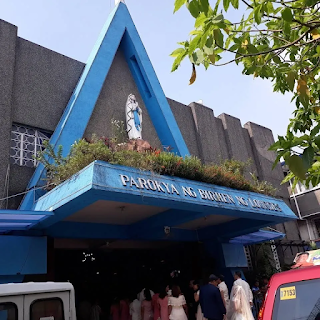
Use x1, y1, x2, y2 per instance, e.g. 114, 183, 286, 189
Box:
258, 265, 320, 319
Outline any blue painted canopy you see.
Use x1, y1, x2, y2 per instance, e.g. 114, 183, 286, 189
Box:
28, 161, 297, 241
0, 210, 53, 234
229, 229, 285, 245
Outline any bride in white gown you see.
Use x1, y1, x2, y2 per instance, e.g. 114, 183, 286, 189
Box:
228, 286, 254, 320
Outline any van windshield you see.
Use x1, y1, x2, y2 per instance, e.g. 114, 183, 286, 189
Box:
272, 279, 320, 320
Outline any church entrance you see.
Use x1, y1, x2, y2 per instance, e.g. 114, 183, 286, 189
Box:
53, 241, 217, 318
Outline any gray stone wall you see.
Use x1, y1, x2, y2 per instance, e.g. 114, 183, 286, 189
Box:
4, 36, 84, 208
0, 20, 17, 209
12, 38, 84, 132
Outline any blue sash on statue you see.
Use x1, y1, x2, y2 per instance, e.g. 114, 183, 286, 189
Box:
133, 108, 141, 130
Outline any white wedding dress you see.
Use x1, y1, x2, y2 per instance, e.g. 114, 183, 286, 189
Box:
168, 295, 188, 320
228, 286, 254, 320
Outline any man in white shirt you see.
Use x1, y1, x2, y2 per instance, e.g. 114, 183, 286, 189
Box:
217, 275, 230, 310
232, 271, 253, 306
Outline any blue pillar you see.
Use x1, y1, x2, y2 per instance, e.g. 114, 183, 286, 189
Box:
0, 236, 47, 283
203, 240, 248, 290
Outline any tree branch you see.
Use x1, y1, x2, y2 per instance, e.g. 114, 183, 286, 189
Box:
230, 28, 283, 33
220, 29, 314, 59
240, 0, 314, 28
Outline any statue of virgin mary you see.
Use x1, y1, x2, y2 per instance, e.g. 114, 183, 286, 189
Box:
126, 94, 142, 140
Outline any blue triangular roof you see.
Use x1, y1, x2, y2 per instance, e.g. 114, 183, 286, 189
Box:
21, 2, 189, 210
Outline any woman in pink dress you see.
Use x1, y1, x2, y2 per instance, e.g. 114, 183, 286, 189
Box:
158, 288, 169, 320
152, 291, 160, 320
120, 298, 130, 320
141, 289, 154, 320
110, 298, 120, 320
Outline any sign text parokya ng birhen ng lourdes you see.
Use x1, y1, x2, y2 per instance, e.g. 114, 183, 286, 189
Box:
119, 174, 282, 212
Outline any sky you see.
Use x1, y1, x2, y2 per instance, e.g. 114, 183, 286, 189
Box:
0, 0, 294, 138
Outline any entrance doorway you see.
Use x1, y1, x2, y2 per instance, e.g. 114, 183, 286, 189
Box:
53, 241, 216, 316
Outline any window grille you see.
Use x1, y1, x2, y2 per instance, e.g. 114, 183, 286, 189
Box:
10, 124, 51, 167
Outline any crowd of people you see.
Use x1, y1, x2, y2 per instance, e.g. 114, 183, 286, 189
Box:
83, 272, 269, 320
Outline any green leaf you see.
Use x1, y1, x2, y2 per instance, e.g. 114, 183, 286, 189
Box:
198, 31, 208, 48
281, 8, 293, 22
272, 154, 282, 170
206, 35, 214, 48
283, 21, 291, 36
229, 44, 238, 51
312, 161, 320, 169
195, 13, 207, 28
213, 29, 224, 47
203, 35, 215, 54
223, 0, 230, 11
286, 155, 307, 180
287, 72, 296, 91
204, 45, 214, 55
195, 50, 205, 64
254, 5, 262, 24
302, 146, 314, 170
189, 34, 202, 53
188, 0, 201, 18
231, 0, 239, 9
171, 51, 187, 72
208, 53, 216, 63
199, 0, 209, 15
317, 46, 320, 54
314, 135, 320, 149
247, 44, 259, 54
170, 48, 185, 57
225, 36, 232, 49
174, 0, 187, 13
310, 123, 320, 137
281, 172, 294, 184
190, 30, 202, 35
266, 2, 274, 14
272, 55, 281, 64
269, 140, 281, 151
212, 14, 224, 24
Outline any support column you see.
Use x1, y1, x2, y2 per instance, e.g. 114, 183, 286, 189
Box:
0, 236, 47, 283
202, 239, 248, 290
47, 237, 55, 281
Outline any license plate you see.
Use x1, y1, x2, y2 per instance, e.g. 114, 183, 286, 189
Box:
280, 286, 296, 300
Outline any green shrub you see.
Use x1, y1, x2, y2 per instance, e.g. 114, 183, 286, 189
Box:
36, 137, 277, 196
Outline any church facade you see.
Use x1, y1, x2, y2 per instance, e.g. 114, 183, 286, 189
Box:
0, 3, 304, 285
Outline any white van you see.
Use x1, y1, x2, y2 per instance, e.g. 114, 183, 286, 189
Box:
0, 282, 76, 320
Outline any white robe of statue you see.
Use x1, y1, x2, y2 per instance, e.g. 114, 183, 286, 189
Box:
126, 94, 142, 140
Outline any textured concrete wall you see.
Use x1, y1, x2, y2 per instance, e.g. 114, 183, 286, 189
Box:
168, 99, 200, 158
244, 122, 288, 198
5, 37, 84, 209
84, 50, 161, 148
190, 103, 228, 164
0, 20, 17, 209
219, 114, 251, 163
244, 122, 300, 240
12, 38, 84, 132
